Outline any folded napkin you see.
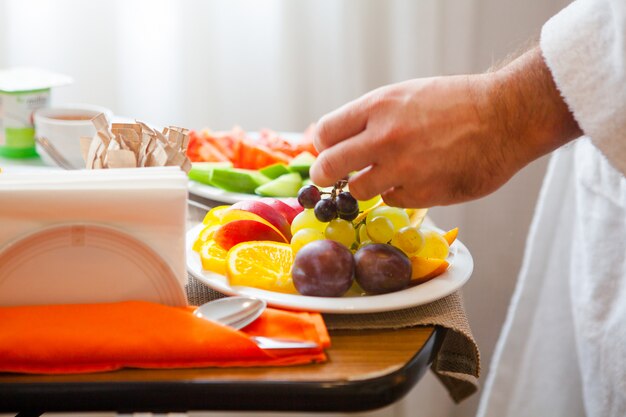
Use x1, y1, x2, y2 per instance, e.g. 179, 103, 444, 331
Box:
187, 278, 480, 404
0, 301, 329, 374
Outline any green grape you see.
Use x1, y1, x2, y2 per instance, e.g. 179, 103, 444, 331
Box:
366, 206, 410, 232
366, 216, 395, 243
357, 223, 370, 243
291, 228, 325, 253
391, 226, 425, 255
325, 219, 356, 248
291, 209, 327, 235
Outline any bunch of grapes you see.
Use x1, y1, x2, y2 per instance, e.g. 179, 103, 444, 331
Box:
292, 181, 360, 253
291, 182, 427, 256
297, 180, 359, 222
290, 182, 425, 297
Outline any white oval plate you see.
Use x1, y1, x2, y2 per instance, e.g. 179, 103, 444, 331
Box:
188, 181, 271, 204
186, 224, 473, 313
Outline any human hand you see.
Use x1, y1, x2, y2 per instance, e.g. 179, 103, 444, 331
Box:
309, 47, 581, 207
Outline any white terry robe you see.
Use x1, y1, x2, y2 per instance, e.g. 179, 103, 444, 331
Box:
476, 0, 626, 416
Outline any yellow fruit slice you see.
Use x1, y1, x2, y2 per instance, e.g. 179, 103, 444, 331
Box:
443, 227, 458, 246
417, 230, 450, 259
202, 205, 230, 225
410, 256, 449, 284
193, 224, 221, 252
407, 208, 429, 228
226, 241, 296, 294
354, 196, 385, 224
199, 240, 228, 275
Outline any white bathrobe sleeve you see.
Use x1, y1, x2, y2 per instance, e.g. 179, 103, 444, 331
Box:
541, 0, 626, 176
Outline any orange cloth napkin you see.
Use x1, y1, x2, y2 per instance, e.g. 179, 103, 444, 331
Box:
0, 301, 330, 374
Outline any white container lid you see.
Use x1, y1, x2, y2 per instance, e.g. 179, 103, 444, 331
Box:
0, 67, 73, 92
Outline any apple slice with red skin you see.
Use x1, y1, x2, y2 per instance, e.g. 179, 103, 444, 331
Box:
259, 197, 300, 224
214, 219, 288, 251
229, 200, 292, 241
281, 197, 304, 215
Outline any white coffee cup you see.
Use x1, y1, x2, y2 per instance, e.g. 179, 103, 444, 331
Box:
34, 104, 114, 169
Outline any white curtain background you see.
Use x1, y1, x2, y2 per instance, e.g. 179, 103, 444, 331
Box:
0, 0, 569, 416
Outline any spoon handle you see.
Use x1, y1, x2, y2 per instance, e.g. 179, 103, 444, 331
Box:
251, 336, 319, 350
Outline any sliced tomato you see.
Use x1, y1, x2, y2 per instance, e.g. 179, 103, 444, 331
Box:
187, 126, 317, 165
198, 141, 229, 162
186, 131, 203, 161
234, 140, 291, 170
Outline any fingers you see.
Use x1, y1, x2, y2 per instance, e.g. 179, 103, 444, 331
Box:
348, 164, 400, 202
310, 130, 373, 187
313, 97, 369, 152
381, 186, 432, 208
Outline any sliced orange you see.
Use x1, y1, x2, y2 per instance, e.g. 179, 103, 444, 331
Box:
193, 224, 221, 252
199, 240, 228, 275
443, 227, 458, 246
410, 256, 449, 284
202, 205, 231, 225
226, 241, 296, 294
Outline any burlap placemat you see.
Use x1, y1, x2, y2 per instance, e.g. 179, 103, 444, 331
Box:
186, 275, 480, 403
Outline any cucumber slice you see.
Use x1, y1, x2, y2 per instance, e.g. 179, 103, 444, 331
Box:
259, 163, 291, 179
288, 151, 316, 177
210, 168, 271, 194
188, 162, 234, 186
255, 172, 303, 197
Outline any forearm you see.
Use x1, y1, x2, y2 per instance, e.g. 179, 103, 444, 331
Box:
488, 46, 582, 167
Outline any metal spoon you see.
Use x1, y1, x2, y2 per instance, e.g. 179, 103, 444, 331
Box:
193, 296, 319, 350
194, 296, 267, 330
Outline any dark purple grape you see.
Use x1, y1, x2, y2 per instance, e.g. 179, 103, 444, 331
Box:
292, 240, 355, 297
354, 244, 412, 294
297, 185, 321, 209
339, 208, 359, 221
336, 192, 358, 215
314, 198, 337, 222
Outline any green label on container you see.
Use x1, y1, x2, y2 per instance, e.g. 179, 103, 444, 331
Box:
5, 127, 35, 149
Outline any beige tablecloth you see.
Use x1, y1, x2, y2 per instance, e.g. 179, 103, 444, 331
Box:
186, 276, 480, 403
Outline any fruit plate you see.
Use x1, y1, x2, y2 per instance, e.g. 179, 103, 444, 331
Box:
186, 224, 474, 314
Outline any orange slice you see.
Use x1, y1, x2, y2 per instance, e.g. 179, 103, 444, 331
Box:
226, 241, 296, 294
410, 256, 449, 284
199, 240, 228, 275
202, 205, 230, 225
193, 224, 221, 252
443, 227, 458, 246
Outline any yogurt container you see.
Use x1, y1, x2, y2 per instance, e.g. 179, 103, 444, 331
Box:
0, 68, 72, 158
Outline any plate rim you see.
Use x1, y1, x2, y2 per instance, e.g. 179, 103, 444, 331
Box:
187, 180, 270, 204
0, 222, 187, 307
186, 223, 473, 313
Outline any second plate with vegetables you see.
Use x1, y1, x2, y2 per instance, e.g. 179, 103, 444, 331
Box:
187, 129, 318, 203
